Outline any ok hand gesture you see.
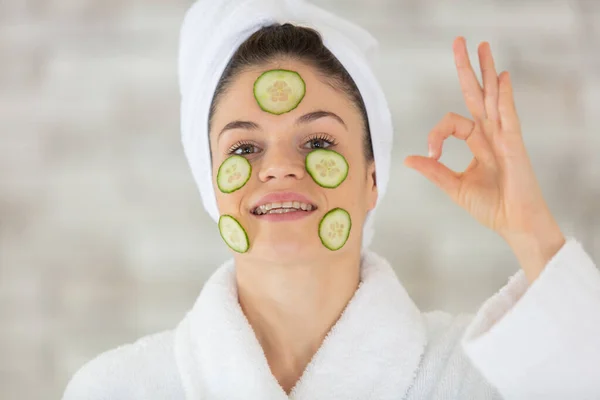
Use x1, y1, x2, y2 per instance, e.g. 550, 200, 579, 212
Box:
404, 37, 565, 283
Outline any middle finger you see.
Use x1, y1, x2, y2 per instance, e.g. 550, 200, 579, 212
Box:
478, 42, 500, 122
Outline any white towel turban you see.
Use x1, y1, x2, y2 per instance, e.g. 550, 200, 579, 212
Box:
178, 0, 394, 249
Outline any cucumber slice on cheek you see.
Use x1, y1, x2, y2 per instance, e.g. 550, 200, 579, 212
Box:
318, 208, 351, 251
219, 215, 249, 253
217, 155, 251, 193
307, 150, 351, 250
306, 149, 348, 188
217, 156, 251, 252
254, 69, 306, 115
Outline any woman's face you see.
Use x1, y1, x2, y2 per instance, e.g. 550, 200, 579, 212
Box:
209, 60, 377, 260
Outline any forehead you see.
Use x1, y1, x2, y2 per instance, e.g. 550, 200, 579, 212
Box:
211, 60, 360, 133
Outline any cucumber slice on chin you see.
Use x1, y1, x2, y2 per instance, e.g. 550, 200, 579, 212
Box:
318, 208, 351, 251
254, 69, 306, 115
306, 149, 348, 188
217, 155, 251, 193
218, 215, 249, 253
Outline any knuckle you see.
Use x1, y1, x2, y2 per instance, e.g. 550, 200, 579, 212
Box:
445, 112, 459, 121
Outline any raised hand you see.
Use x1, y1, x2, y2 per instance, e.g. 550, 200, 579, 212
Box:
403, 37, 565, 283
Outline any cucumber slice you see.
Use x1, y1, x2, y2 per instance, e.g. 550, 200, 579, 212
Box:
318, 208, 351, 251
253, 69, 306, 115
306, 149, 348, 188
218, 215, 249, 253
217, 155, 251, 193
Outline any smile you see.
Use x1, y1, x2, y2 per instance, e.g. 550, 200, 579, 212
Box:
251, 201, 317, 215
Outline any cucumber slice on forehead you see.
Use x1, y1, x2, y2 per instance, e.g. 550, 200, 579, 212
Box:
254, 69, 306, 115
318, 208, 351, 251
218, 215, 249, 253
306, 149, 349, 188
217, 155, 252, 193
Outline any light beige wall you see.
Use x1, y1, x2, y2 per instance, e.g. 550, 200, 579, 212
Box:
1, 0, 599, 398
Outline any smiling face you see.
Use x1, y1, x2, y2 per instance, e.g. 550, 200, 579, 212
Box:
209, 59, 377, 261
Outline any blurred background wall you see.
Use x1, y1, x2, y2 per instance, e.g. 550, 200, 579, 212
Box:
1, 0, 599, 398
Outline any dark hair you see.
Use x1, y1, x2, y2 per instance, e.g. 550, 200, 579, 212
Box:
207, 23, 374, 163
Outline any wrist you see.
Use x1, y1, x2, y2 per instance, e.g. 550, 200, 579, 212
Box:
504, 223, 566, 284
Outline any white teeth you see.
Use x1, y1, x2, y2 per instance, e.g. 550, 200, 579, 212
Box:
269, 208, 301, 214
253, 201, 316, 215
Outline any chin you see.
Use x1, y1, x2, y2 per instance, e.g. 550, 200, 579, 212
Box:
251, 235, 320, 261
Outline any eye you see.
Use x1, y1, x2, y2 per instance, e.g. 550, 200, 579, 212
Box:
303, 134, 337, 150
228, 141, 259, 155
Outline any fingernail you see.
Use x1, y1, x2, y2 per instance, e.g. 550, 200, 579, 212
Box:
428, 144, 434, 158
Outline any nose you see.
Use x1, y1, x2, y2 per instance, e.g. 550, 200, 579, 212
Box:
257, 142, 305, 182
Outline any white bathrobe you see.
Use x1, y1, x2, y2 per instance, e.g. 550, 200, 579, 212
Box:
62, 237, 600, 399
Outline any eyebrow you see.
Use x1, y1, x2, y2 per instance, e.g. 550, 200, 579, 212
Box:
217, 110, 347, 140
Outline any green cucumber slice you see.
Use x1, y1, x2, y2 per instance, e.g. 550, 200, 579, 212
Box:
306, 149, 348, 188
217, 155, 251, 193
318, 208, 351, 251
218, 215, 249, 253
253, 69, 306, 115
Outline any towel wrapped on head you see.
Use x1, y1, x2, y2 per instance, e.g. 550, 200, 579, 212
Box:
178, 0, 394, 248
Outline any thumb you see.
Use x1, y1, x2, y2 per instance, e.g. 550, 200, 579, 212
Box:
403, 155, 461, 201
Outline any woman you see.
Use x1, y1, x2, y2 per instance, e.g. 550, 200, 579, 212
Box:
63, 0, 600, 399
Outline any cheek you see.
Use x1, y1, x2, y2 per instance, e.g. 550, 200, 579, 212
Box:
215, 189, 245, 213
212, 165, 241, 212
325, 170, 366, 211
213, 165, 255, 214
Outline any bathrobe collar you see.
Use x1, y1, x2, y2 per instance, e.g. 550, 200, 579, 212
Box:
174, 249, 426, 399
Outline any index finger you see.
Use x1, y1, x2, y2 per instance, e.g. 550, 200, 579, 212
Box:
428, 112, 495, 167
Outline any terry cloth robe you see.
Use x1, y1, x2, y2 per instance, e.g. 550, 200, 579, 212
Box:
62, 237, 600, 399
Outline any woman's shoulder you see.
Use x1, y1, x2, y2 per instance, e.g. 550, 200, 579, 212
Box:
61, 329, 185, 400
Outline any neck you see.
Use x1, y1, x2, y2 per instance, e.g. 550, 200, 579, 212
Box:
235, 249, 362, 394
